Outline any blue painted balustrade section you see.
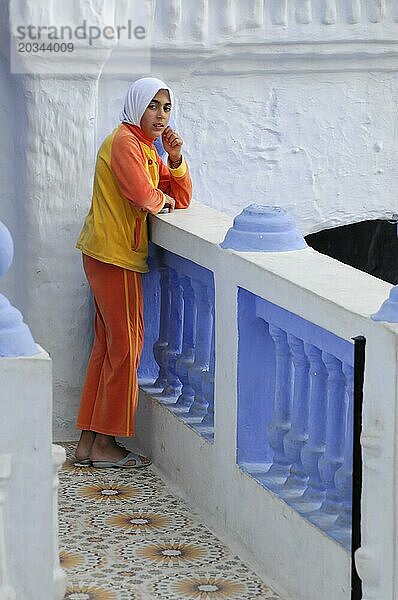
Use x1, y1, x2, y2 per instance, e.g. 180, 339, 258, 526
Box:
139, 243, 215, 442
237, 288, 354, 550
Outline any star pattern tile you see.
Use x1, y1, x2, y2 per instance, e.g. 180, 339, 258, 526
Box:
59, 442, 283, 600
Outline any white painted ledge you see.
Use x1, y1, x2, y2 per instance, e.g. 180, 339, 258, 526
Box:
150, 199, 394, 333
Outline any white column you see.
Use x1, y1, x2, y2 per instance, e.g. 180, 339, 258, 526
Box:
367, 0, 386, 23
296, 0, 312, 24
0, 455, 15, 600
322, 0, 337, 24
167, 0, 182, 40
272, 0, 288, 25
191, 0, 209, 42
347, 0, 361, 23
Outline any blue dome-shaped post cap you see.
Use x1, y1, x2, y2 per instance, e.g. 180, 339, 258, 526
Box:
220, 204, 307, 252
0, 294, 38, 356
0, 220, 38, 357
0, 221, 14, 277
372, 286, 398, 322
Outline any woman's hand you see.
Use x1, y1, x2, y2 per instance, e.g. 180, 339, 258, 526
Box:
164, 194, 176, 212
162, 126, 183, 162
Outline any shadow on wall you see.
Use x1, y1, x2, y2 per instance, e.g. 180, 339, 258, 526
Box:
306, 220, 398, 285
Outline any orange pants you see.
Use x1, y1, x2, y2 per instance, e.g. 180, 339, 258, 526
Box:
76, 254, 144, 437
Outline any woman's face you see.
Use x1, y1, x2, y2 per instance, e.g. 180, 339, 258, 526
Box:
140, 89, 171, 140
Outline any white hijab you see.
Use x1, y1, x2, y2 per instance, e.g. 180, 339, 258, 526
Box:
119, 77, 174, 126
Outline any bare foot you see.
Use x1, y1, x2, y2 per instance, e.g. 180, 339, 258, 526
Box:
75, 430, 96, 462
89, 434, 150, 466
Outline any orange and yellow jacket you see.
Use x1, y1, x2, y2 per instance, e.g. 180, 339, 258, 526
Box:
76, 123, 192, 272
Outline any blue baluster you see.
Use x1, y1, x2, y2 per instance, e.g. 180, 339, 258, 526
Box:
184, 280, 213, 424
307, 352, 347, 529
160, 268, 184, 402
152, 266, 171, 391
238, 296, 275, 474
194, 315, 215, 441
279, 334, 310, 500
171, 276, 197, 414
290, 343, 328, 513
138, 259, 162, 386
326, 363, 354, 548
259, 325, 292, 489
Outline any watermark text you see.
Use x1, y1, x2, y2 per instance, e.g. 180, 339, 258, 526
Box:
15, 20, 146, 46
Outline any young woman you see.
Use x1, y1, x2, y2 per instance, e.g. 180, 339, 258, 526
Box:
74, 77, 192, 468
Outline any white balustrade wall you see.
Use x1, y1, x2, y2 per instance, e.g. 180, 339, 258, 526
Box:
130, 200, 398, 600
0, 351, 65, 600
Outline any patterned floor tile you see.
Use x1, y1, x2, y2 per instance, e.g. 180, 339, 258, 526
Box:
64, 580, 142, 599
59, 442, 283, 600
60, 547, 105, 572
88, 508, 194, 542
119, 537, 226, 568
145, 571, 280, 599
59, 518, 76, 538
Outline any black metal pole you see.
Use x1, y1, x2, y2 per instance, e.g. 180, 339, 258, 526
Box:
351, 335, 366, 600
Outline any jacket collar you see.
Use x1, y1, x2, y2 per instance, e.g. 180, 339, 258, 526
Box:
122, 122, 156, 147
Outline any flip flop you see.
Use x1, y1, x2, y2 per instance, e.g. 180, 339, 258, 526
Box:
92, 451, 152, 469
73, 458, 93, 468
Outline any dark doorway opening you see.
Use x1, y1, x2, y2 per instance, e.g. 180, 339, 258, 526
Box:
305, 219, 398, 285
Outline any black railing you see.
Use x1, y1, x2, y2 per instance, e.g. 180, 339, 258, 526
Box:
351, 336, 366, 600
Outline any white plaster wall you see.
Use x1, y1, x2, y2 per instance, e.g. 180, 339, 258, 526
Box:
95, 2, 398, 237
178, 72, 398, 234
9, 75, 100, 442
98, 70, 398, 237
